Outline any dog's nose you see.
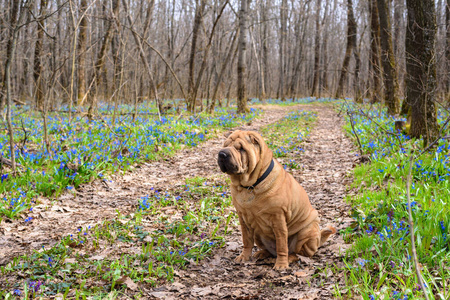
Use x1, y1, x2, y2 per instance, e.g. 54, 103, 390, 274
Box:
219, 151, 228, 159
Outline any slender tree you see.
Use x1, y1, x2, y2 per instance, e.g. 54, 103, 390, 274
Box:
3, 0, 28, 172
209, 29, 239, 113
405, 0, 439, 144
369, 0, 383, 103
278, 0, 287, 100
377, 0, 400, 115
87, 0, 120, 120
33, 0, 48, 110
261, 0, 270, 98
237, 0, 250, 113
311, 0, 322, 96
77, 0, 88, 105
122, 0, 162, 118
335, 0, 356, 98
187, 0, 206, 112
446, 0, 450, 100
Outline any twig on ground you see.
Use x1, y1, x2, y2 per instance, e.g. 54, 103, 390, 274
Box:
19, 119, 29, 155
346, 110, 364, 157
405, 148, 430, 300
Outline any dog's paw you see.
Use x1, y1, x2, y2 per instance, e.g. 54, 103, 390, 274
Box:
253, 249, 272, 260
234, 253, 251, 263
273, 261, 289, 270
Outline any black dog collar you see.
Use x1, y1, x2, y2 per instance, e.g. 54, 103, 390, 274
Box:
242, 159, 275, 190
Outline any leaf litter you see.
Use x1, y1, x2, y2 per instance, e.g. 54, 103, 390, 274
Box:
143, 105, 357, 299
0, 104, 357, 299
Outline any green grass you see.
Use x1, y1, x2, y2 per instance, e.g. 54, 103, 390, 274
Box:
336, 104, 450, 300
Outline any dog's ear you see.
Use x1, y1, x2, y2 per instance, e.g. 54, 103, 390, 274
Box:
223, 130, 233, 138
248, 132, 262, 146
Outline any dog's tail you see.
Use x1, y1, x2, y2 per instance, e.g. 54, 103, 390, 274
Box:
319, 225, 337, 247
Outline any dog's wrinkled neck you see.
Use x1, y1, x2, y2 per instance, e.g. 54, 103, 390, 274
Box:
231, 156, 274, 191
240, 159, 274, 190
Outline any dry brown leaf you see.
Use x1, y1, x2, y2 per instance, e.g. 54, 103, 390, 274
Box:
116, 276, 138, 290
89, 255, 104, 260
294, 271, 308, 277
298, 255, 314, 265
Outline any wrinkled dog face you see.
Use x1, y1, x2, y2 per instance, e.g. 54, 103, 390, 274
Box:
218, 130, 262, 175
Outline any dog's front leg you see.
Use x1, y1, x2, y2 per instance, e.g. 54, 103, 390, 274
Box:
272, 213, 289, 270
235, 213, 254, 263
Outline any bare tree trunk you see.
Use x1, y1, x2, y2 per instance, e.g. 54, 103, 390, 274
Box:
122, 0, 162, 119
335, 0, 356, 99
250, 28, 265, 102
237, 0, 250, 113
369, 0, 383, 104
190, 0, 229, 113
406, 0, 439, 144
377, 0, 400, 115
446, 0, 450, 100
3, 0, 27, 172
353, 47, 362, 102
319, 0, 330, 96
77, 0, 88, 105
278, 0, 287, 100
262, 0, 269, 98
187, 0, 206, 112
87, 0, 120, 120
311, 0, 322, 96
33, 0, 48, 111
209, 28, 239, 114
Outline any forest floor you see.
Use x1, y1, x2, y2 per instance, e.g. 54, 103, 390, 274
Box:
143, 104, 357, 300
1, 104, 358, 299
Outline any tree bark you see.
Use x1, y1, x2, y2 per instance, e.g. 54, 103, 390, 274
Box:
209, 28, 239, 114
377, 0, 400, 115
33, 0, 48, 111
190, 0, 228, 113
319, 0, 330, 96
122, 0, 162, 119
87, 0, 120, 120
446, 0, 450, 100
237, 0, 250, 113
77, 0, 88, 105
335, 0, 356, 99
187, 0, 206, 112
405, 0, 439, 145
278, 0, 287, 100
311, 0, 322, 97
262, 0, 269, 98
369, 0, 383, 104
3, 0, 27, 172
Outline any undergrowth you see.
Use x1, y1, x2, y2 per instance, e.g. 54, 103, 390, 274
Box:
0, 105, 316, 298
337, 104, 450, 300
0, 103, 259, 220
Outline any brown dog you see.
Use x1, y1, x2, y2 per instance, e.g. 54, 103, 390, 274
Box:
218, 130, 336, 270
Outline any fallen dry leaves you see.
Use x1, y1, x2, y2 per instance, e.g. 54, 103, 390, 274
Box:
0, 104, 356, 299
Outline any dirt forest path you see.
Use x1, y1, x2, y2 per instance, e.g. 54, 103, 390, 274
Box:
0, 105, 293, 264
146, 104, 357, 299
0, 104, 357, 299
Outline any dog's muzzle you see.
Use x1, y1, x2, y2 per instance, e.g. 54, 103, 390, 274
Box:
218, 149, 238, 174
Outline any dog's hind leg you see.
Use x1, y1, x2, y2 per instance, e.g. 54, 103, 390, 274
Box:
294, 223, 321, 257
